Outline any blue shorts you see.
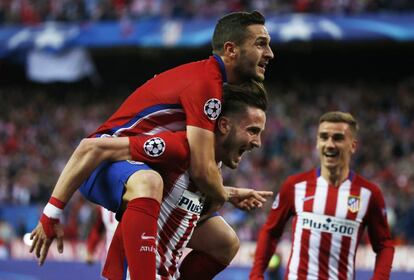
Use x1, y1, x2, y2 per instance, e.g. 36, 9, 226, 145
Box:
79, 160, 152, 217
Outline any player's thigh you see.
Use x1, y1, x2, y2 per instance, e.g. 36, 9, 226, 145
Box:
122, 168, 163, 203
79, 160, 159, 215
188, 215, 240, 262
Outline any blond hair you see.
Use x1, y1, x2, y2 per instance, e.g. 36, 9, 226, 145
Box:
319, 111, 359, 137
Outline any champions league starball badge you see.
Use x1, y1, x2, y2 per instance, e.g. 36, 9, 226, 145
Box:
204, 98, 221, 120
143, 137, 166, 157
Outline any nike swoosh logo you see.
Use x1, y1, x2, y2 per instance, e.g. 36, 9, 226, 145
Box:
141, 233, 156, 241
302, 196, 315, 202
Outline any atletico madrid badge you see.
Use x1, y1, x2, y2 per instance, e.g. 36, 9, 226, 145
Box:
347, 195, 360, 213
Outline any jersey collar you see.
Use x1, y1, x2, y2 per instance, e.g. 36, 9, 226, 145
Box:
316, 168, 355, 182
213, 54, 227, 84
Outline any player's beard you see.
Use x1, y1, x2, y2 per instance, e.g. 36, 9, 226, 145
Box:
221, 128, 240, 169
234, 49, 264, 82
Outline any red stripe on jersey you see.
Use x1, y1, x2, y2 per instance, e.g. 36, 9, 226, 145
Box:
298, 230, 311, 280
338, 177, 361, 280
338, 236, 351, 280
297, 178, 317, 279
318, 185, 339, 280
157, 208, 187, 276
167, 214, 198, 276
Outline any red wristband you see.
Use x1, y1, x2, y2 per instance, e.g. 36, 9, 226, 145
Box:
43, 197, 65, 219
41, 196, 65, 238
49, 197, 65, 209
40, 214, 59, 238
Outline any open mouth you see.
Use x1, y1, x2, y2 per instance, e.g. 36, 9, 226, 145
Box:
324, 150, 339, 158
238, 146, 253, 157
258, 61, 267, 72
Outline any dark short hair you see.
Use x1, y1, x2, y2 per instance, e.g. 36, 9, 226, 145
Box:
319, 111, 359, 137
212, 11, 265, 54
221, 80, 268, 117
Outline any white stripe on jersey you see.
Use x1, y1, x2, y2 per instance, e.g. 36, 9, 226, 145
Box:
307, 177, 329, 280
143, 121, 187, 136
113, 108, 185, 136
288, 181, 307, 280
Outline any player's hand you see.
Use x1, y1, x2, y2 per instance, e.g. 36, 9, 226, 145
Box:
227, 187, 273, 211
29, 221, 64, 265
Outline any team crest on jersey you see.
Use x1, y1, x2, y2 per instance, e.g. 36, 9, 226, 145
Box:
143, 137, 166, 157
347, 195, 360, 213
204, 98, 221, 120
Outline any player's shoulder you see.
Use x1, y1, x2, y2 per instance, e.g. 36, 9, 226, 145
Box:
353, 173, 383, 196
285, 169, 316, 185
170, 56, 218, 75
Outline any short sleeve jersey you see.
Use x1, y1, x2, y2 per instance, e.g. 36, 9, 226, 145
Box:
91, 55, 225, 138
252, 169, 394, 280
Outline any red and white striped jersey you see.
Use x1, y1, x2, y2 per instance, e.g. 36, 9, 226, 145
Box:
90, 55, 225, 140
103, 131, 205, 280
251, 169, 394, 280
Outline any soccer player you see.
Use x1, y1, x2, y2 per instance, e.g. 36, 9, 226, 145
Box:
102, 80, 271, 280
29, 10, 274, 280
250, 111, 395, 280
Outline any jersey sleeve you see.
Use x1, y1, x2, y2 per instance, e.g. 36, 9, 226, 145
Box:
365, 186, 394, 280
180, 79, 222, 132
128, 131, 190, 171
250, 177, 295, 279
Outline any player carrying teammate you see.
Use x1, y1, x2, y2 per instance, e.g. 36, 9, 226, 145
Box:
30, 11, 273, 280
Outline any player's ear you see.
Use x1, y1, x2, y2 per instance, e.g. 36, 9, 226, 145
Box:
223, 41, 237, 59
217, 117, 231, 134
351, 139, 358, 154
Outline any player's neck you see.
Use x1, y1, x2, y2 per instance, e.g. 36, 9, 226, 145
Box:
321, 166, 350, 187
221, 56, 241, 84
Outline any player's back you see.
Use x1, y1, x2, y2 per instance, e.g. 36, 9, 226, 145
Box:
91, 56, 223, 137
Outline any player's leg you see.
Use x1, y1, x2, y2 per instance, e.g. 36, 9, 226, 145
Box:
179, 215, 239, 279
79, 161, 163, 280
120, 169, 163, 280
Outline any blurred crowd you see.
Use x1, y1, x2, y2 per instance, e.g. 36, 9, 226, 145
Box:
1, 0, 414, 25
0, 76, 414, 256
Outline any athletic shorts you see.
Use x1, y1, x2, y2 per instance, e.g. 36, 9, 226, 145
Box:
79, 160, 152, 217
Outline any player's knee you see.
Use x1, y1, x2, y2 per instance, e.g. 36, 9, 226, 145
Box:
223, 228, 240, 259
215, 226, 239, 263
124, 170, 163, 203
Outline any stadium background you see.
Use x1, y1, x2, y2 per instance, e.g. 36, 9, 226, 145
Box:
1, 1, 414, 279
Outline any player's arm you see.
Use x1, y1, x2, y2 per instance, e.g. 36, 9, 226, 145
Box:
250, 179, 294, 280
199, 187, 274, 223
366, 187, 395, 279
30, 137, 132, 265
51, 137, 132, 203
187, 126, 228, 203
